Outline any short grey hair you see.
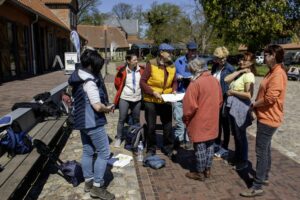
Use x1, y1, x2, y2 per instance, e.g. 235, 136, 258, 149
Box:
188, 58, 207, 73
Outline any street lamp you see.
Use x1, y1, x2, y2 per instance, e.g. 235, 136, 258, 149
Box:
104, 25, 108, 77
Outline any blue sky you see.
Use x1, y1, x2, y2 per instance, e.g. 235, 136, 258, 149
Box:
98, 0, 195, 13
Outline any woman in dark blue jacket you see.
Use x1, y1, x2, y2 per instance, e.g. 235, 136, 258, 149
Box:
211, 46, 235, 158
68, 48, 115, 200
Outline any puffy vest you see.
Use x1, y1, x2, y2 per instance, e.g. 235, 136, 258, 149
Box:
72, 77, 107, 130
143, 64, 176, 104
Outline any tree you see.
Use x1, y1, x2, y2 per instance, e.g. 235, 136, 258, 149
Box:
198, 0, 300, 52
77, 0, 102, 24
112, 3, 134, 19
144, 2, 192, 44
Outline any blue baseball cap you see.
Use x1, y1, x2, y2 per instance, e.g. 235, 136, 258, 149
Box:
159, 43, 175, 51
187, 42, 198, 50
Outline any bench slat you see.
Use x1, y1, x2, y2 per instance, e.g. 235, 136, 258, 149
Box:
0, 120, 56, 187
0, 117, 67, 200
0, 121, 48, 168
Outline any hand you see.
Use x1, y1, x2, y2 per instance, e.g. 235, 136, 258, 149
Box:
177, 75, 183, 80
172, 91, 177, 95
107, 104, 115, 113
153, 91, 162, 100
227, 90, 234, 96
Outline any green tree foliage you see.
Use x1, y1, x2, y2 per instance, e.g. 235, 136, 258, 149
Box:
144, 2, 192, 44
198, 0, 300, 52
78, 0, 106, 25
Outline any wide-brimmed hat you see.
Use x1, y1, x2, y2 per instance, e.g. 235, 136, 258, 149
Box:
159, 43, 175, 51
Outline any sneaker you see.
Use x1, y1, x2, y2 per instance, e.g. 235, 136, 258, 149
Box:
114, 138, 122, 148
240, 188, 264, 197
184, 141, 193, 150
262, 180, 269, 186
214, 147, 229, 158
232, 161, 248, 171
214, 144, 221, 153
90, 186, 115, 200
84, 180, 93, 192
185, 172, 205, 181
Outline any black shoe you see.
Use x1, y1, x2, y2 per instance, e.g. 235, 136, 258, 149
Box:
161, 146, 174, 158
84, 180, 93, 192
90, 186, 115, 200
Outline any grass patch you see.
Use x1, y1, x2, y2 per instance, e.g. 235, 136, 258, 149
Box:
256, 65, 269, 76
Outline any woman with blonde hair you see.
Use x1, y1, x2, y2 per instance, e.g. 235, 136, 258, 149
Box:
224, 52, 256, 170
183, 58, 223, 181
212, 46, 235, 158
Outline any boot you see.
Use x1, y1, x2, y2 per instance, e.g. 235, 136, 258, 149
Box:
90, 186, 115, 200
185, 172, 205, 181
204, 168, 211, 178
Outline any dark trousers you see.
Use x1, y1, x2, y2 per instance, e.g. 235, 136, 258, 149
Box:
230, 115, 248, 163
116, 99, 141, 139
253, 122, 277, 189
215, 103, 231, 149
144, 102, 173, 153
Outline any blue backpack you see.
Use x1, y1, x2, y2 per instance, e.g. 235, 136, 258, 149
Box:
0, 127, 33, 156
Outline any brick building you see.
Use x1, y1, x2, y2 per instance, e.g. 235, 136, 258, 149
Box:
0, 0, 85, 83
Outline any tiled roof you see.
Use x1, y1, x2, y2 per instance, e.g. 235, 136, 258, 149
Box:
78, 25, 129, 49
239, 43, 300, 51
105, 17, 139, 35
280, 42, 300, 50
40, 0, 73, 4
17, 0, 69, 30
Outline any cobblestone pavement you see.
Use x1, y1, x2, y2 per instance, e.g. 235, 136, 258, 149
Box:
0, 67, 299, 200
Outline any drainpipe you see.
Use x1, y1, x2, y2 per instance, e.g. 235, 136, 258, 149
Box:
31, 14, 38, 75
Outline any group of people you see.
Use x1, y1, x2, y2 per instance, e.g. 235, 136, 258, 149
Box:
68, 42, 287, 199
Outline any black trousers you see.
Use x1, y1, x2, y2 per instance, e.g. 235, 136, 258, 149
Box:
144, 102, 173, 153
215, 103, 231, 149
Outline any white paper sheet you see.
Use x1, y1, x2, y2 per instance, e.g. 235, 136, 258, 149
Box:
161, 93, 185, 102
108, 154, 133, 167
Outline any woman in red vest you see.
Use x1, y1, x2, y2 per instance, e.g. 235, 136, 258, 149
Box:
113, 52, 144, 147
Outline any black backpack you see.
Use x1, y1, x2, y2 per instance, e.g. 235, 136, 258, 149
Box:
124, 124, 146, 151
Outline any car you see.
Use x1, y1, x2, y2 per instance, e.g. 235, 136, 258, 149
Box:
256, 56, 264, 65
287, 66, 300, 81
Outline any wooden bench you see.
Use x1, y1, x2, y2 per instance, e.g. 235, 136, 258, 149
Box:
0, 82, 70, 200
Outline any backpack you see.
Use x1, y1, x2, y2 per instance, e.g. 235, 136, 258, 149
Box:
124, 124, 146, 151
0, 126, 33, 157
33, 139, 84, 187
58, 160, 84, 187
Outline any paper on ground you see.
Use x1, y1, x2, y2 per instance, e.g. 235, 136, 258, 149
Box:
108, 153, 133, 167
161, 93, 185, 102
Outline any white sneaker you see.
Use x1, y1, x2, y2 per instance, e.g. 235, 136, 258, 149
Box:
214, 147, 229, 158
114, 139, 122, 148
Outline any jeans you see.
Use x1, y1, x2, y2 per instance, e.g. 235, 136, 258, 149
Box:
116, 99, 141, 139
194, 140, 214, 172
144, 102, 173, 153
172, 101, 189, 142
252, 122, 277, 190
80, 125, 110, 187
230, 115, 248, 163
215, 103, 231, 149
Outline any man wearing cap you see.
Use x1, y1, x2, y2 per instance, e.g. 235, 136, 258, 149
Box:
172, 42, 198, 149
140, 43, 177, 157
